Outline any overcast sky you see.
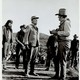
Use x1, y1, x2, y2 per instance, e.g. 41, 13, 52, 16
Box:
2, 0, 79, 39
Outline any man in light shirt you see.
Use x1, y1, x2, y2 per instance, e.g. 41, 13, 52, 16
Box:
50, 8, 71, 80
23, 16, 40, 76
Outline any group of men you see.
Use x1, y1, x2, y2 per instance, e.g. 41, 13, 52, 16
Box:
2, 8, 79, 80
2, 15, 40, 76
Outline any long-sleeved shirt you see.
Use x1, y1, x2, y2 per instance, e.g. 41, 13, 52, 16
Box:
56, 18, 71, 41
2, 26, 13, 43
23, 24, 40, 47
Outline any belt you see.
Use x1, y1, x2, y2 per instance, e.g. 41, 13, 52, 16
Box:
58, 40, 70, 42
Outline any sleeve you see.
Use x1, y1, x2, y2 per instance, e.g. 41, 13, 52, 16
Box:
11, 30, 13, 43
2, 26, 6, 43
57, 21, 71, 37
70, 41, 72, 50
15, 32, 19, 42
46, 37, 50, 47
38, 29, 40, 46
15, 32, 24, 46
23, 25, 31, 45
77, 40, 79, 50
2, 26, 4, 44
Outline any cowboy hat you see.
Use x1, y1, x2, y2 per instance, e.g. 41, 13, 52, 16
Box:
31, 16, 39, 20
20, 25, 26, 29
55, 8, 67, 17
73, 34, 78, 38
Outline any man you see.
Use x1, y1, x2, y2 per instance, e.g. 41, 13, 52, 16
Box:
2, 20, 13, 69
50, 8, 71, 80
45, 34, 58, 71
15, 25, 26, 69
23, 16, 40, 76
70, 34, 79, 68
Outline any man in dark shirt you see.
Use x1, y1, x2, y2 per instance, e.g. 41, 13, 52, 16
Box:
70, 34, 79, 68
45, 34, 58, 71
15, 25, 26, 69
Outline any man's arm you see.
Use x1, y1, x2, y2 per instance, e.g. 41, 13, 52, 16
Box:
23, 25, 31, 45
15, 33, 24, 47
57, 21, 71, 37
10, 30, 13, 43
38, 29, 40, 46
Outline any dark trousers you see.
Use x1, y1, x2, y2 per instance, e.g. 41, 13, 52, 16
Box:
15, 44, 26, 68
24, 47, 38, 74
46, 49, 57, 70
46, 54, 53, 69
55, 41, 70, 79
71, 51, 78, 67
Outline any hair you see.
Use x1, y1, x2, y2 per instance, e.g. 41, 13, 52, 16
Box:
61, 15, 67, 18
20, 24, 25, 29
5, 20, 13, 32
58, 15, 67, 20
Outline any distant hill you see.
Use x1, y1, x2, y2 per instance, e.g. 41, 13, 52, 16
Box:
13, 33, 49, 47
39, 33, 49, 47
40, 33, 49, 40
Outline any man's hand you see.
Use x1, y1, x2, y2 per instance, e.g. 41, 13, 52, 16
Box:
50, 31, 53, 34
22, 45, 26, 50
38, 45, 41, 51
50, 30, 57, 35
25, 44, 29, 49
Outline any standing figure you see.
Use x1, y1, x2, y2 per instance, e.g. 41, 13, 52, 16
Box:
70, 34, 79, 68
50, 8, 71, 80
45, 34, 58, 71
23, 16, 40, 76
2, 20, 13, 69
15, 25, 26, 69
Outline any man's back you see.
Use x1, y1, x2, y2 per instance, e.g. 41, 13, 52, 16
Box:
16, 30, 25, 43
71, 39, 79, 51
47, 35, 58, 49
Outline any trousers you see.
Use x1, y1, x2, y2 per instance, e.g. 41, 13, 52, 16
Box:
46, 48, 57, 69
3, 42, 11, 68
71, 50, 78, 67
15, 44, 26, 68
55, 41, 70, 79
24, 46, 38, 74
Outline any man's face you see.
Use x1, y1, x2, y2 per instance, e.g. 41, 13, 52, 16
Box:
58, 16, 63, 21
8, 22, 13, 27
21, 27, 25, 32
32, 19, 38, 25
74, 37, 77, 40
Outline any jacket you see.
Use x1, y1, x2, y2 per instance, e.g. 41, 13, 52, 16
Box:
56, 18, 71, 41
23, 24, 40, 47
2, 26, 13, 44
70, 39, 79, 51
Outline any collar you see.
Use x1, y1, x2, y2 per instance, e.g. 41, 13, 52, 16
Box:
31, 24, 38, 30
60, 18, 67, 24
31, 23, 36, 28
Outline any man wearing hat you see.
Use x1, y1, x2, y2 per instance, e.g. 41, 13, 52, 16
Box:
15, 25, 26, 69
23, 16, 40, 76
50, 8, 71, 80
70, 34, 79, 68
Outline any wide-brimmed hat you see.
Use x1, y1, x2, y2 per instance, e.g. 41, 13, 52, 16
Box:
55, 8, 67, 17
73, 34, 78, 38
31, 16, 39, 20
20, 25, 26, 29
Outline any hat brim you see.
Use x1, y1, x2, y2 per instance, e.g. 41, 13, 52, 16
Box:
20, 26, 26, 29
55, 14, 59, 15
32, 17, 39, 19
74, 36, 78, 38
55, 14, 67, 17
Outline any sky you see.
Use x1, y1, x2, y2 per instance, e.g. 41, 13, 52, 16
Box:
2, 0, 79, 39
